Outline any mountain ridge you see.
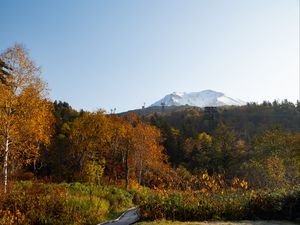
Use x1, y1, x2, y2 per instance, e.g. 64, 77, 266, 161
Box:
151, 89, 246, 107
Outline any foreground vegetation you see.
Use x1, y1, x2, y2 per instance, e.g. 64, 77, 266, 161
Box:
0, 181, 299, 224
135, 186, 300, 221
0, 182, 134, 224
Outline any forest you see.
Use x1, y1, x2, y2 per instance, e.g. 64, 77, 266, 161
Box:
0, 45, 299, 224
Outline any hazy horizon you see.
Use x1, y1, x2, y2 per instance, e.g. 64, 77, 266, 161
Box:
1, 0, 299, 112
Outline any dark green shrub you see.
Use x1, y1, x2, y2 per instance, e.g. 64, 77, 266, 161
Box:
137, 187, 300, 222
249, 186, 300, 220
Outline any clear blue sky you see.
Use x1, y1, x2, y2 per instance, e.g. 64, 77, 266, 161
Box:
0, 0, 299, 112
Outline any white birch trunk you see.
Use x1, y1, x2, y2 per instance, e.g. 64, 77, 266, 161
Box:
4, 133, 9, 194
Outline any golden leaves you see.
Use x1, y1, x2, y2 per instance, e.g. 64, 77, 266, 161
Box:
0, 44, 54, 167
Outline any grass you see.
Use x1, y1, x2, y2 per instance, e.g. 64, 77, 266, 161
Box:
1, 182, 299, 224
134, 186, 300, 221
0, 181, 135, 225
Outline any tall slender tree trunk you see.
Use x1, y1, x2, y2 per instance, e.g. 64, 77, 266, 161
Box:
4, 133, 9, 194
138, 160, 143, 185
125, 150, 129, 190
33, 159, 36, 174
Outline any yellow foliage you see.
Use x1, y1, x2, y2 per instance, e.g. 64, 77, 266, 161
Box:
129, 179, 144, 191
0, 45, 54, 191
240, 180, 248, 190
0, 209, 26, 224
231, 176, 248, 190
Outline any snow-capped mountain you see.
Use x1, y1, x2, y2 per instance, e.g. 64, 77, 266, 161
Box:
151, 90, 246, 107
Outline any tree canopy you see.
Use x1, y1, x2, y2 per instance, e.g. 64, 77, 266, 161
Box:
0, 44, 54, 192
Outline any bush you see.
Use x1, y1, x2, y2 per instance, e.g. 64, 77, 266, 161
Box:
249, 186, 300, 220
136, 186, 300, 222
0, 209, 26, 225
1, 182, 299, 224
0, 182, 134, 225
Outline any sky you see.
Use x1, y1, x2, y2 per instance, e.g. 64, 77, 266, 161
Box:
0, 0, 299, 112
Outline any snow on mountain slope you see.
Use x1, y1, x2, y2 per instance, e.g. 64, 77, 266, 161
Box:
151, 90, 246, 107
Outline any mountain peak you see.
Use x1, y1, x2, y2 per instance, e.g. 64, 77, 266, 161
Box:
151, 90, 246, 107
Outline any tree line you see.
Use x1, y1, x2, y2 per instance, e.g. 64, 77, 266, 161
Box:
147, 104, 300, 188
1, 44, 299, 193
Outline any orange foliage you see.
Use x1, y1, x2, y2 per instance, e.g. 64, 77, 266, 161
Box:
0, 209, 26, 224
0, 44, 54, 191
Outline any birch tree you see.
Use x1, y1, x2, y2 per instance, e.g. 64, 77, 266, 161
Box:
0, 44, 53, 193
132, 122, 166, 185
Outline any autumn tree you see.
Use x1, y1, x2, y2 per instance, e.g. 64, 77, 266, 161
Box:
106, 115, 128, 183
243, 128, 300, 188
115, 113, 139, 190
183, 132, 213, 173
132, 121, 166, 185
37, 101, 80, 181
0, 44, 53, 192
69, 111, 111, 184
106, 114, 168, 189
212, 123, 242, 177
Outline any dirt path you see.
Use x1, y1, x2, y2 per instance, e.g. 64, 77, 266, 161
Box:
98, 207, 140, 225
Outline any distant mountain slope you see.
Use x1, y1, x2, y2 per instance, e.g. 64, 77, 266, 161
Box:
151, 90, 246, 107
118, 105, 193, 116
